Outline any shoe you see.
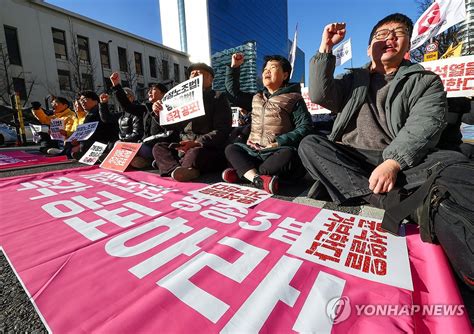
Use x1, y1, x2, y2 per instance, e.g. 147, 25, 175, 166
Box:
253, 174, 278, 194
171, 166, 200, 182
130, 156, 150, 169
222, 168, 239, 183
46, 148, 63, 156
152, 160, 158, 169
72, 151, 84, 160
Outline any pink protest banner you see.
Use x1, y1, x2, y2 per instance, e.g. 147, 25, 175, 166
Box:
0, 167, 471, 333
0, 150, 68, 170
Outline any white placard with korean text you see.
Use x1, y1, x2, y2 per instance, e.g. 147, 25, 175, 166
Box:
287, 209, 413, 290
50, 118, 65, 140
66, 122, 98, 142
420, 55, 474, 98
79, 142, 107, 165
190, 183, 272, 208
300, 87, 332, 115
160, 75, 205, 125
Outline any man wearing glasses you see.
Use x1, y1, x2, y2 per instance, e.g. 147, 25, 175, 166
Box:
298, 13, 467, 208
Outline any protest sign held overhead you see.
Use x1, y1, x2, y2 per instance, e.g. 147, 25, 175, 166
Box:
160, 75, 205, 125
333, 39, 352, 67
50, 118, 65, 140
66, 122, 98, 142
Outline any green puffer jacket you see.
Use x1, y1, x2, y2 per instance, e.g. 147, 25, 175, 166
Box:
309, 52, 447, 169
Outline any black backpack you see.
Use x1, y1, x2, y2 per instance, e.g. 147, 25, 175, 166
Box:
382, 162, 474, 289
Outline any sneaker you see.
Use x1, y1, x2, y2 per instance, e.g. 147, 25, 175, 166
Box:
171, 166, 200, 182
222, 168, 239, 183
46, 148, 63, 156
130, 156, 150, 169
253, 174, 278, 194
151, 160, 158, 169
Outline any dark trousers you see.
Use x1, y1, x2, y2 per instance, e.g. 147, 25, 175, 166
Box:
298, 134, 469, 205
225, 144, 305, 179
38, 132, 60, 153
152, 142, 226, 175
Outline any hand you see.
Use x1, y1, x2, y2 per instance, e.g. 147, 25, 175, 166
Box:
231, 53, 244, 68
152, 101, 163, 116
99, 93, 109, 104
264, 142, 278, 149
59, 129, 68, 137
319, 22, 346, 53
247, 140, 263, 151
71, 139, 79, 146
177, 140, 201, 153
369, 159, 401, 194
110, 72, 120, 86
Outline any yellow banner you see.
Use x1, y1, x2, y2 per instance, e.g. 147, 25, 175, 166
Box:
424, 51, 438, 62
440, 42, 463, 59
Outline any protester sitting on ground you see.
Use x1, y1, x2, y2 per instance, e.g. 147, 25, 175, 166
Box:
98, 89, 143, 145
151, 62, 232, 182
298, 13, 468, 208
222, 53, 312, 194
109, 72, 170, 169
71, 90, 118, 160
31, 96, 79, 155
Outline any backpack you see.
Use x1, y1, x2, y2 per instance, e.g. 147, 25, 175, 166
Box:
382, 161, 474, 289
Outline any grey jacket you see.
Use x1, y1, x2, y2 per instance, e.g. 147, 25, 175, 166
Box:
309, 52, 447, 169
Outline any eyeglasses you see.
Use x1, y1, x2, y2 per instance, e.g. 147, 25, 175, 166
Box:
372, 27, 408, 41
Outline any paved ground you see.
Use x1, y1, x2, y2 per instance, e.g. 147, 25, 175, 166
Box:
0, 146, 472, 331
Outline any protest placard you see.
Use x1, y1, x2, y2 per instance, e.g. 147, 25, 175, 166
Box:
301, 87, 331, 115
79, 142, 108, 165
50, 118, 65, 140
420, 55, 474, 98
190, 182, 272, 208
66, 122, 98, 142
29, 124, 43, 143
99, 142, 141, 172
160, 75, 205, 125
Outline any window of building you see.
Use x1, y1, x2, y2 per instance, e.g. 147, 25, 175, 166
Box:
12, 77, 26, 100
162, 59, 169, 80
134, 52, 143, 76
118, 47, 128, 72
149, 56, 157, 78
81, 73, 94, 90
173, 63, 180, 82
58, 70, 71, 91
99, 41, 111, 69
136, 83, 145, 101
51, 28, 67, 60
77, 35, 90, 64
4, 25, 22, 65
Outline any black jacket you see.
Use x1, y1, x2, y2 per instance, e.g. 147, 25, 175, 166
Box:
99, 102, 144, 142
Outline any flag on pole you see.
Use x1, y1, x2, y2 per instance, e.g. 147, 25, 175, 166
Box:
333, 39, 352, 67
288, 24, 298, 79
410, 0, 466, 50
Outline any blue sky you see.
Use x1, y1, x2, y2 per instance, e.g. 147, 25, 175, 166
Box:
47, 0, 422, 82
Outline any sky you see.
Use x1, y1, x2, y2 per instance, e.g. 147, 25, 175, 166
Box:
46, 0, 423, 83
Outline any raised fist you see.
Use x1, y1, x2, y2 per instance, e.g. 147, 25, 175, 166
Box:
231, 53, 244, 68
110, 72, 120, 86
320, 22, 346, 53
99, 93, 109, 104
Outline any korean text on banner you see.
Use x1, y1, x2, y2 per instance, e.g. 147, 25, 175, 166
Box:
190, 183, 272, 208
100, 142, 142, 172
49, 118, 65, 140
79, 142, 108, 165
301, 86, 331, 115
160, 75, 205, 126
411, 0, 466, 50
333, 39, 352, 67
66, 122, 98, 142
420, 55, 474, 97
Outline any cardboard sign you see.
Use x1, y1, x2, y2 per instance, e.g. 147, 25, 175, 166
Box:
420, 55, 474, 97
99, 142, 141, 172
0, 168, 470, 333
79, 142, 108, 165
160, 75, 205, 125
190, 182, 272, 208
301, 86, 332, 115
49, 118, 65, 140
29, 124, 43, 143
66, 122, 98, 142
287, 209, 412, 290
